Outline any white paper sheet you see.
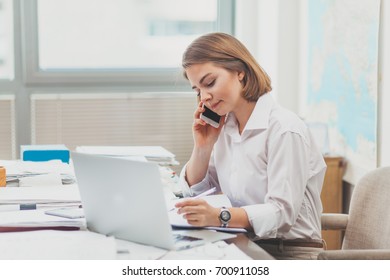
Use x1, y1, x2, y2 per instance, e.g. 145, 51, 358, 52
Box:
115, 238, 168, 260
19, 173, 63, 187
115, 230, 237, 260
0, 185, 81, 204
75, 145, 175, 159
75, 145, 179, 165
160, 241, 252, 260
0, 230, 116, 259
0, 159, 74, 177
0, 209, 85, 228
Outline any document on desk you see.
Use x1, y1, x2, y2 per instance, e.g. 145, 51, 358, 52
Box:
0, 159, 76, 185
160, 240, 252, 260
0, 230, 116, 259
75, 145, 179, 165
116, 230, 238, 260
116, 238, 168, 260
0, 209, 85, 232
168, 194, 247, 233
0, 185, 81, 204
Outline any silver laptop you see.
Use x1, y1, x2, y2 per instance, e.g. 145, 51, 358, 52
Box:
71, 152, 205, 250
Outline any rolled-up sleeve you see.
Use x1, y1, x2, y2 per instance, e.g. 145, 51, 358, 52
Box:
242, 203, 280, 237
179, 155, 221, 197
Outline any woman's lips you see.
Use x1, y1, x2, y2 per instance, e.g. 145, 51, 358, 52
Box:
210, 101, 221, 111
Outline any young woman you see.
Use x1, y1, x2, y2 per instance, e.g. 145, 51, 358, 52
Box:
176, 32, 327, 259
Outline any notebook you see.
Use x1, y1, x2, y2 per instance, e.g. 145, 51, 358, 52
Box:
71, 152, 234, 250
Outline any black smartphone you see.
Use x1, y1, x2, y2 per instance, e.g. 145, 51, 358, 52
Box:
200, 104, 221, 128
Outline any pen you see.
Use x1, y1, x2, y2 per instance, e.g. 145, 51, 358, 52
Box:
0, 204, 37, 212
192, 187, 217, 199
168, 187, 217, 212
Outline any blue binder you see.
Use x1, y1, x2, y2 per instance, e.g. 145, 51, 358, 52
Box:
21, 145, 70, 163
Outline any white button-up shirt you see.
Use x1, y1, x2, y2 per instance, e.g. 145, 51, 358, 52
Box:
180, 93, 326, 240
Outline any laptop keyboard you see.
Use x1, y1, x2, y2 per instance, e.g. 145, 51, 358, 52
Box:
172, 234, 202, 242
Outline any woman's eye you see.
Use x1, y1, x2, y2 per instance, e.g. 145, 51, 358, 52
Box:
207, 80, 215, 87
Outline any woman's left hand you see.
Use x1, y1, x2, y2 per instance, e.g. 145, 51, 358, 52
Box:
175, 199, 220, 227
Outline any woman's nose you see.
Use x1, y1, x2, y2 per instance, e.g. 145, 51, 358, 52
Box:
200, 91, 212, 103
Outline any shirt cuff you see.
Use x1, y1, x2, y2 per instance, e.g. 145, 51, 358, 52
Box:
242, 203, 280, 239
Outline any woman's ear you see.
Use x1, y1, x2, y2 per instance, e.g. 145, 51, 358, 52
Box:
238, 71, 245, 81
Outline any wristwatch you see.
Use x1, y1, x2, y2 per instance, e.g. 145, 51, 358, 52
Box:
219, 207, 231, 228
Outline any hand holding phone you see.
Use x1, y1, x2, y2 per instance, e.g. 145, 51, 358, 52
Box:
200, 104, 221, 128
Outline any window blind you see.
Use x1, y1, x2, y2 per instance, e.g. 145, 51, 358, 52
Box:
0, 95, 16, 159
31, 93, 197, 172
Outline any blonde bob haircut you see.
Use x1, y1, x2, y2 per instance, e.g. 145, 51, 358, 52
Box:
182, 32, 272, 102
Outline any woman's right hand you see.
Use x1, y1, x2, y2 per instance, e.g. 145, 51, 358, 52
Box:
192, 102, 225, 149
185, 101, 225, 186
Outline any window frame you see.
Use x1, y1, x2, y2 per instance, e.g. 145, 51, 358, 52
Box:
0, 0, 15, 81
21, 0, 235, 87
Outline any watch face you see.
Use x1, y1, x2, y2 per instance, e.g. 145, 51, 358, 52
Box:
220, 210, 231, 222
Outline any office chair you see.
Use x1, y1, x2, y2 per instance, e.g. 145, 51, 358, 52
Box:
318, 166, 390, 260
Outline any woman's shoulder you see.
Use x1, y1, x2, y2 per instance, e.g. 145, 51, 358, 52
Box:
269, 105, 307, 134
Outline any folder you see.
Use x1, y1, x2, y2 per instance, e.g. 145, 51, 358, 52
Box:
0, 226, 80, 233
21, 145, 70, 164
0, 209, 85, 233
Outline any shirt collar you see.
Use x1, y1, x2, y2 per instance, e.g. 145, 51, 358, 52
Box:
224, 93, 275, 137
245, 93, 275, 130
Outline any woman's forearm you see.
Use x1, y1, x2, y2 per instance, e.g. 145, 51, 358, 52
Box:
185, 146, 213, 186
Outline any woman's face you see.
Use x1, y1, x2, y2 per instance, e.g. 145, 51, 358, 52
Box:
185, 62, 244, 116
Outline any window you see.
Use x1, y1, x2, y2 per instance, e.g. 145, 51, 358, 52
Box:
1, 0, 234, 160
21, 0, 234, 86
37, 0, 219, 70
0, 0, 14, 80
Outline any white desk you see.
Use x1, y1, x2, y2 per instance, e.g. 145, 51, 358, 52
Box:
0, 184, 273, 260
0, 224, 273, 260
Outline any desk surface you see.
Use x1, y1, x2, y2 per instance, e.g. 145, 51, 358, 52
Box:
0, 159, 273, 259
0, 187, 274, 259
0, 227, 274, 260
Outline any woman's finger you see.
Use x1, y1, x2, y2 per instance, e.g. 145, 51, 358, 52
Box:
194, 101, 204, 118
175, 198, 207, 208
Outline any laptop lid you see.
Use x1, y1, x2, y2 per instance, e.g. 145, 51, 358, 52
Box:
71, 152, 176, 250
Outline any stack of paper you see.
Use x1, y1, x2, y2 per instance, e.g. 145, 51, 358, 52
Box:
0, 159, 76, 186
0, 185, 81, 205
75, 145, 179, 166
0, 185, 82, 229
0, 209, 85, 232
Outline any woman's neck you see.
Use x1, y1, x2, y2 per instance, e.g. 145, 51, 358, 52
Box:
233, 100, 256, 135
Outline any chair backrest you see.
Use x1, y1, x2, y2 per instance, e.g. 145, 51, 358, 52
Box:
342, 167, 390, 249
